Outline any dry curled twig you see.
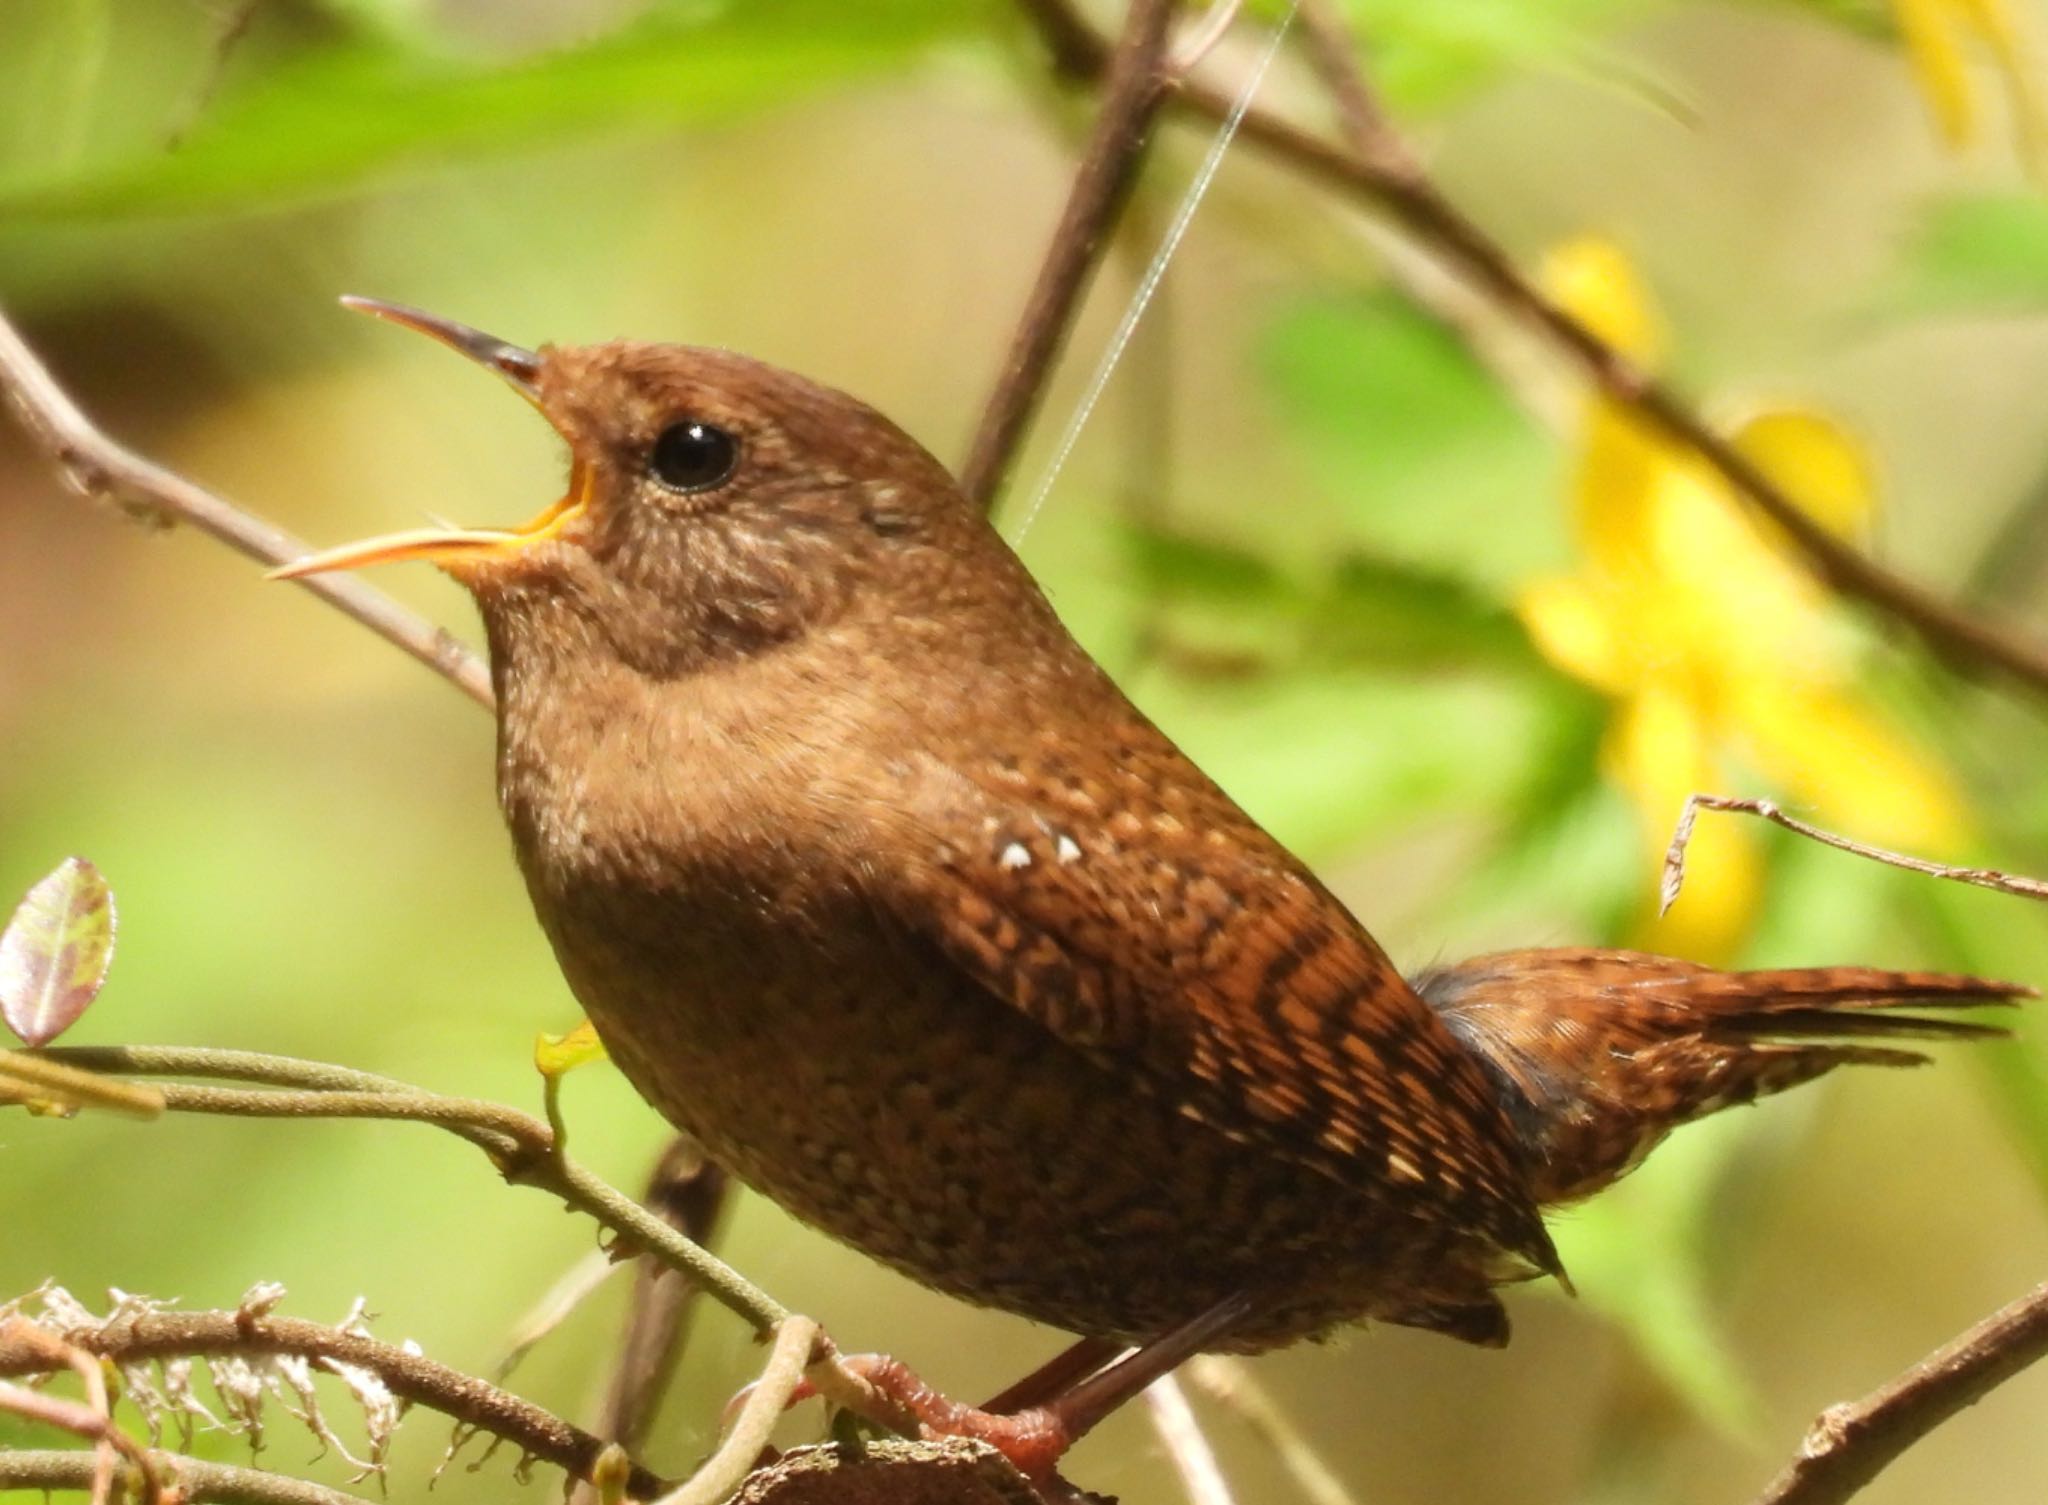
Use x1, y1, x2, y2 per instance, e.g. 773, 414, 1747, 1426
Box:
1661, 793, 2048, 914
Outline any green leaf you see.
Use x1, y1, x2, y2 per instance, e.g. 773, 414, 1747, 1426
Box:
1551, 1113, 1765, 1440
1886, 193, 2048, 315
1768, 0, 1896, 37
1309, 553, 1541, 670
1122, 521, 1292, 609
1321, 0, 1666, 108
0, 0, 984, 224
1910, 875, 2048, 1206
0, 857, 116, 1048
1261, 292, 1553, 589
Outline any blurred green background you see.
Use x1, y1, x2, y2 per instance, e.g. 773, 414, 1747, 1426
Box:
6, 1, 2048, 1501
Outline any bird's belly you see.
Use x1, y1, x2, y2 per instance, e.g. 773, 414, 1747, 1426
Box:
536, 881, 1481, 1349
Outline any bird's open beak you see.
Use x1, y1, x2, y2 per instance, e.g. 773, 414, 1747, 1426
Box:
270, 297, 584, 580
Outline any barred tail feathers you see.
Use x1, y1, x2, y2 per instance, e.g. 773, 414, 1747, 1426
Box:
1412, 948, 2025, 1207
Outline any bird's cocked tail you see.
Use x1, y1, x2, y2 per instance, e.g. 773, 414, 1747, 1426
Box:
1412, 948, 2026, 1207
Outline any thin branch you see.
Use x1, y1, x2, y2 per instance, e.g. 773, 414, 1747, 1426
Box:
0, 1450, 373, 1505
1169, 1, 1243, 76
0, 1307, 671, 1501
1185, 1357, 1360, 1505
1661, 794, 2048, 915
1752, 1278, 2048, 1505
1292, 0, 1406, 171
0, 305, 493, 708
0, 1051, 165, 1117
573, 1136, 733, 1505
27, 1044, 790, 1336
0, 1318, 162, 1505
654, 1316, 818, 1505
1144, 1375, 1236, 1505
1012, 1, 2048, 698
960, 0, 1178, 512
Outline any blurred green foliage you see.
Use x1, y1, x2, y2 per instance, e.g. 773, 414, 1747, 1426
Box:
4, 2, 2048, 1504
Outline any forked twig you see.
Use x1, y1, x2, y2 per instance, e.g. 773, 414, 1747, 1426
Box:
1661, 793, 2048, 915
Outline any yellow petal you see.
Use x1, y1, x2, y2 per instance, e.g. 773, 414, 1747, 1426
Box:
1573, 402, 1675, 572
1645, 455, 1834, 681
1896, 0, 1978, 144
1518, 575, 1633, 691
1956, 0, 2048, 169
1732, 409, 1876, 541
1734, 683, 1971, 855
1543, 237, 1665, 366
1606, 687, 1761, 961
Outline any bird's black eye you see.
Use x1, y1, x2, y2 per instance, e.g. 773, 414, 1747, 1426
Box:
649, 420, 739, 494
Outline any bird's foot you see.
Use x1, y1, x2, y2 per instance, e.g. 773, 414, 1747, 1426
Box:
768, 1293, 1259, 1483
804, 1351, 1080, 1478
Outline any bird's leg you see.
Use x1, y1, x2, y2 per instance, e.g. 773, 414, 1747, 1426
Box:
980, 1336, 1123, 1413
803, 1292, 1258, 1480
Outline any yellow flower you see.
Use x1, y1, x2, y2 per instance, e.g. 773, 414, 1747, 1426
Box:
1518, 240, 1969, 959
1894, 0, 2046, 159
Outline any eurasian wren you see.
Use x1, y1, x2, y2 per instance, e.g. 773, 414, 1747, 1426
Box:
280, 300, 2025, 1472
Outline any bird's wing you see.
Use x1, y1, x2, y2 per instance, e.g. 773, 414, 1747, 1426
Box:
871, 729, 1557, 1275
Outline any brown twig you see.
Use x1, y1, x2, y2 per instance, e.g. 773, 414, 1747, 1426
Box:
0, 1320, 164, 1505
1751, 1279, 2048, 1505
0, 1450, 373, 1505
1012, 0, 2048, 697
576, 1137, 733, 1503
960, 0, 1178, 512
0, 1306, 671, 1500
1293, 0, 1406, 171
1661, 793, 2048, 915
0, 305, 493, 708
655, 1316, 819, 1505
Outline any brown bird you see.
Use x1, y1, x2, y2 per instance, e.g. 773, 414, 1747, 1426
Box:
280, 299, 2026, 1480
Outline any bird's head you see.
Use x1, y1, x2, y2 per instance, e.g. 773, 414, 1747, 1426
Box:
277, 298, 985, 679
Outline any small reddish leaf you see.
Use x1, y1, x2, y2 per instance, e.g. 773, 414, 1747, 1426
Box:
0, 858, 116, 1047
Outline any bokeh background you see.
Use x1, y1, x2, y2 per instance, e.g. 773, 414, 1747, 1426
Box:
6, 1, 2048, 1501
